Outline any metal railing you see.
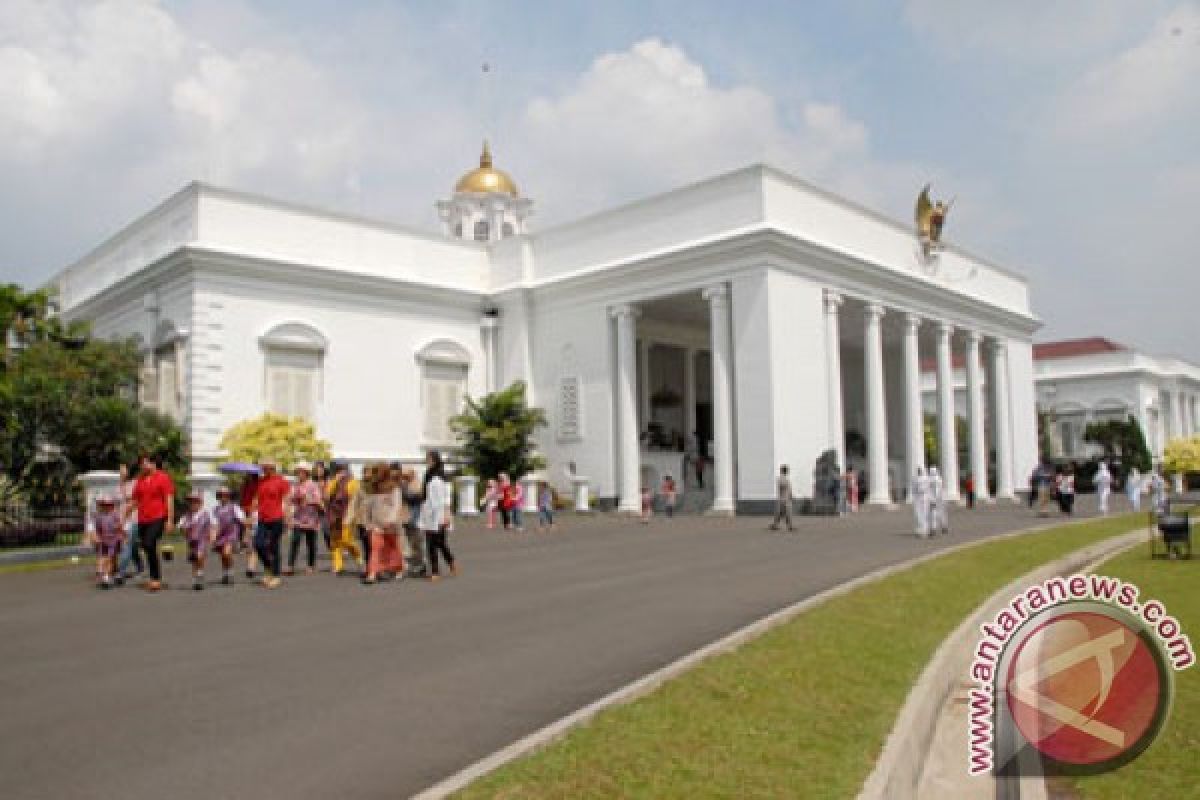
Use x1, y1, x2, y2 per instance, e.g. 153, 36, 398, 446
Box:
0, 505, 86, 550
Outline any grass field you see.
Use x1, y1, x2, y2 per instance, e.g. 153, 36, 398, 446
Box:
454, 514, 1146, 800
1067, 545, 1198, 799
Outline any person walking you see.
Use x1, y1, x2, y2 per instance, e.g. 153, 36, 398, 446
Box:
1149, 469, 1167, 514
964, 475, 976, 509
498, 473, 516, 530
178, 492, 213, 591
240, 472, 261, 580
324, 461, 365, 576
285, 462, 323, 576
124, 454, 175, 592
250, 458, 290, 589
660, 474, 678, 518
361, 463, 405, 585
400, 469, 427, 577
1126, 466, 1143, 512
846, 469, 859, 513
420, 451, 456, 582
910, 466, 931, 537
312, 461, 331, 550
1057, 467, 1076, 515
536, 481, 556, 530
768, 464, 795, 531
480, 479, 500, 529
114, 463, 143, 584
1095, 462, 1113, 516
90, 495, 125, 589
211, 486, 245, 585
928, 466, 949, 535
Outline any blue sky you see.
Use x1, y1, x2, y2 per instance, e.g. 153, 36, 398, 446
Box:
3, 1, 1197, 358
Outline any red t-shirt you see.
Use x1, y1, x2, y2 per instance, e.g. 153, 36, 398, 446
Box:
256, 475, 290, 522
132, 470, 174, 524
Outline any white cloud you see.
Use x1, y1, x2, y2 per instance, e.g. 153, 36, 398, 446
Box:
1049, 4, 1200, 140
903, 0, 1150, 62
517, 38, 921, 225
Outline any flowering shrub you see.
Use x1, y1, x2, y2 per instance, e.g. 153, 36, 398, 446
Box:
218, 413, 332, 471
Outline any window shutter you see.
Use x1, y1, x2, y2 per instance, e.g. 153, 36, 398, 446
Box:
292, 368, 315, 421
158, 357, 178, 418
268, 366, 291, 415
139, 364, 158, 408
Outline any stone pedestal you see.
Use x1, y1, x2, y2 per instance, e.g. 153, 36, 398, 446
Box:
456, 475, 479, 516
78, 470, 121, 514
571, 476, 591, 512
189, 473, 227, 510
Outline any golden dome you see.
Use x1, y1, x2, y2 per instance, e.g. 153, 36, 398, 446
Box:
454, 141, 519, 196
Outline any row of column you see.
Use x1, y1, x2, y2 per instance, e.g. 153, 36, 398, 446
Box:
1169, 390, 1199, 440
824, 290, 1016, 506
613, 285, 735, 514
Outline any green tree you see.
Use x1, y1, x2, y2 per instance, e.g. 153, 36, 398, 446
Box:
218, 413, 332, 471
1083, 415, 1152, 471
449, 381, 547, 479
922, 413, 969, 466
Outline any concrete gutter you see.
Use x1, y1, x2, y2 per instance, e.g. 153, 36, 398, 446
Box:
0, 545, 89, 567
414, 516, 1135, 799
858, 522, 1150, 800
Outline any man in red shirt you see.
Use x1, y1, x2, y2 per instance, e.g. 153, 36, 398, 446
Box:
250, 458, 290, 589
124, 454, 175, 591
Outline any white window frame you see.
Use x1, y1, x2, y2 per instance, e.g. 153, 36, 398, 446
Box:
259, 322, 328, 422
416, 339, 472, 448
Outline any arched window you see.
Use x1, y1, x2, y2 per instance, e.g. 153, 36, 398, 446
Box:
142, 321, 186, 420
473, 220, 489, 241
259, 322, 327, 420
416, 339, 471, 445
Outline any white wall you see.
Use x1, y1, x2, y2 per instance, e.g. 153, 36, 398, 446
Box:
196, 269, 486, 468
1007, 339, 1039, 487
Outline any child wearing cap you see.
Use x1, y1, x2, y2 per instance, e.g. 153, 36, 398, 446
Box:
89, 495, 125, 589
212, 486, 245, 585
178, 492, 214, 591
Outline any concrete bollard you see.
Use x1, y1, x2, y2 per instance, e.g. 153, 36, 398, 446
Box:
520, 475, 540, 515
457, 474, 479, 516
571, 476, 592, 512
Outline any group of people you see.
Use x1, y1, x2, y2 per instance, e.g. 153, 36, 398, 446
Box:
479, 474, 558, 531
1028, 461, 1170, 518
909, 465, 952, 537
87, 450, 458, 591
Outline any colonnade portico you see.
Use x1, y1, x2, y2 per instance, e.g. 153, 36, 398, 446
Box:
823, 289, 1018, 506
610, 284, 735, 515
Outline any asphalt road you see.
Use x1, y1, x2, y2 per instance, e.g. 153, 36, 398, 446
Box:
0, 498, 1111, 799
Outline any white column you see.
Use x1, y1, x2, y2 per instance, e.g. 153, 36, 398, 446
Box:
935, 322, 961, 502
638, 338, 651, 430
611, 304, 641, 513
703, 285, 736, 514
965, 331, 991, 502
683, 347, 697, 445
481, 315, 499, 393
864, 302, 891, 506
903, 313, 924, 500
989, 339, 1016, 500
824, 291, 846, 472
1175, 391, 1188, 440
456, 474, 479, 516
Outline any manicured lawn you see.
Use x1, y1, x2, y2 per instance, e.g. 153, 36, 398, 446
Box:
1069, 545, 1199, 799
455, 515, 1145, 800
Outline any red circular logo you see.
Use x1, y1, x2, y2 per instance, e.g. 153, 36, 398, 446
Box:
1005, 610, 1166, 768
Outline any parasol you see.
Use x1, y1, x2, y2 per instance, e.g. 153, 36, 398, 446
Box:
218, 462, 262, 476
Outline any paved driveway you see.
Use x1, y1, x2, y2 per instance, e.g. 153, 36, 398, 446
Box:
0, 498, 1110, 799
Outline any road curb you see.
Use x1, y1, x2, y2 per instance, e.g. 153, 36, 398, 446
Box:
0, 545, 89, 567
858, 517, 1149, 800
412, 515, 1122, 799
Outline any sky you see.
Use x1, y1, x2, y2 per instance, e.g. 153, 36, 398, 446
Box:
1, 0, 1197, 359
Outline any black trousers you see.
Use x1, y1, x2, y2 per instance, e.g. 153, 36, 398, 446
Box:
356, 525, 371, 567
138, 518, 166, 581
425, 530, 454, 575
499, 508, 511, 528
289, 526, 318, 569
254, 519, 285, 577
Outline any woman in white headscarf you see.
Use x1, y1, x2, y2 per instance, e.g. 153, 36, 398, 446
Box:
1126, 467, 1142, 512
910, 466, 931, 538
1094, 462, 1112, 515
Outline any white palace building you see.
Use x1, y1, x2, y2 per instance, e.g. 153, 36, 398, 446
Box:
51, 145, 1041, 512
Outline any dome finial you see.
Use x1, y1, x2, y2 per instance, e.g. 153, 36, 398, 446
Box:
480, 140, 493, 169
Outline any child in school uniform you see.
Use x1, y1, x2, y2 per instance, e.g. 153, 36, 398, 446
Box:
89, 495, 125, 589
178, 492, 213, 591
481, 479, 500, 529
211, 486, 245, 585
537, 482, 555, 531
